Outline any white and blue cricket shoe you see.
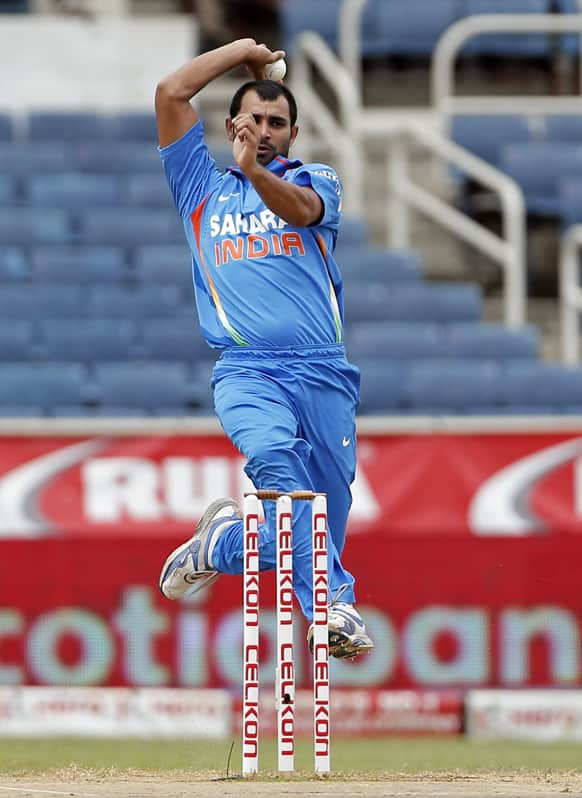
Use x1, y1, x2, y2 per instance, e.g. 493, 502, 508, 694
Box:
307, 600, 375, 660
159, 498, 241, 600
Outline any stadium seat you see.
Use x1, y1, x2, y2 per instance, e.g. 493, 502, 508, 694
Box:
343, 282, 482, 324
74, 142, 161, 173
558, 178, 582, 228
30, 245, 129, 283
0, 285, 83, 319
373, 0, 460, 56
123, 173, 174, 208
356, 360, 404, 414
0, 208, 71, 244
500, 143, 582, 216
345, 322, 444, 361
0, 363, 89, 411
0, 176, 17, 205
0, 142, 73, 174
27, 173, 121, 209
451, 115, 537, 168
109, 112, 158, 142
336, 247, 422, 282
554, 0, 582, 55
133, 246, 194, 293
336, 217, 368, 248
0, 113, 12, 141
0, 321, 34, 361
460, 0, 551, 57
402, 359, 502, 412
445, 322, 539, 359
28, 112, 112, 141
543, 115, 582, 144
499, 362, 582, 409
39, 319, 138, 362
86, 284, 183, 319
279, 0, 342, 54
77, 208, 184, 245
141, 318, 214, 363
92, 361, 194, 414
0, 406, 47, 417
0, 247, 30, 281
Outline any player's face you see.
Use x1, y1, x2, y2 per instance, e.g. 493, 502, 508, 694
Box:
236, 90, 298, 166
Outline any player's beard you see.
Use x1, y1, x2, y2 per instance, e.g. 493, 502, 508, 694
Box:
256, 135, 291, 166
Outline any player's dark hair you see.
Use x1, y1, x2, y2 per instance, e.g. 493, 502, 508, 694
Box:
229, 80, 298, 128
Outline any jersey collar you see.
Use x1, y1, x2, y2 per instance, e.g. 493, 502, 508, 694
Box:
227, 155, 303, 177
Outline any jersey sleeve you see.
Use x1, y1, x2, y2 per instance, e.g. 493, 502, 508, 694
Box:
288, 163, 343, 229
158, 121, 223, 218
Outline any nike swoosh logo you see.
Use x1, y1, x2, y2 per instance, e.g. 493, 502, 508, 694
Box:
342, 437, 351, 447
218, 192, 240, 202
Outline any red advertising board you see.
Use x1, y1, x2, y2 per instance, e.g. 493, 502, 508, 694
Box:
1, 428, 582, 538
1, 426, 582, 691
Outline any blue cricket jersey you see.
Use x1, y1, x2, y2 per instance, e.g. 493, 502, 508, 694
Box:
159, 121, 345, 349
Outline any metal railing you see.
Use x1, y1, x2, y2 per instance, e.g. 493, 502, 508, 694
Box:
432, 13, 582, 120
387, 122, 526, 328
560, 225, 582, 364
291, 30, 363, 216
292, 27, 527, 328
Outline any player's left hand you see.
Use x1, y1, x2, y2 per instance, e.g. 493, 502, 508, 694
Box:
244, 43, 286, 80
231, 112, 260, 172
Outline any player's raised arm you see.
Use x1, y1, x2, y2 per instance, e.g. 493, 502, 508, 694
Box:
155, 39, 286, 148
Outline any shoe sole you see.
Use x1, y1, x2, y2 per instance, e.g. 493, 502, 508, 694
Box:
159, 498, 239, 597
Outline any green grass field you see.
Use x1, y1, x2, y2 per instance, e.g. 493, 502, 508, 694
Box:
1, 737, 581, 777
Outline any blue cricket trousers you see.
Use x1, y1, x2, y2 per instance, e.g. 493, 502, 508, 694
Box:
210, 344, 360, 620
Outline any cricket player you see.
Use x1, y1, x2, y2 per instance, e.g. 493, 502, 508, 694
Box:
157, 38, 374, 659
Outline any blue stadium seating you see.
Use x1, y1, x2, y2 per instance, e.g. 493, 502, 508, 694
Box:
30, 245, 128, 283
0, 142, 72, 174
499, 362, 582, 409
345, 322, 443, 361
109, 112, 158, 142
141, 318, 215, 363
27, 173, 121, 209
123, 174, 173, 208
134, 250, 194, 294
445, 322, 539, 359
460, 0, 551, 57
336, 217, 368, 248
558, 178, 582, 227
343, 282, 482, 323
336, 247, 422, 282
77, 208, 184, 245
0, 114, 12, 141
92, 361, 194, 414
0, 176, 17, 205
28, 112, 158, 143
500, 143, 582, 216
28, 112, 112, 141
0, 247, 30, 281
0, 321, 34, 361
0, 363, 89, 412
543, 115, 582, 143
86, 284, 183, 319
0, 209, 71, 244
0, 285, 83, 319
39, 319, 138, 362
451, 115, 536, 167
279, 0, 368, 55
402, 359, 503, 412
74, 142, 161, 173
375, 0, 460, 56
356, 360, 404, 414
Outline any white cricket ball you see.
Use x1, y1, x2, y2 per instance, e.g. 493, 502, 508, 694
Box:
265, 59, 286, 81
